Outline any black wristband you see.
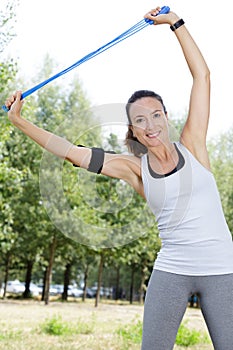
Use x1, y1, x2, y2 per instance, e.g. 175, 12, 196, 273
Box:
170, 19, 185, 31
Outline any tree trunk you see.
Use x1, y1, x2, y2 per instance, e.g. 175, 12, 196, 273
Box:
44, 234, 57, 305
114, 266, 120, 301
62, 263, 71, 301
23, 260, 34, 298
129, 266, 135, 304
82, 264, 89, 302
139, 265, 147, 304
41, 268, 47, 301
2, 252, 11, 299
95, 253, 104, 307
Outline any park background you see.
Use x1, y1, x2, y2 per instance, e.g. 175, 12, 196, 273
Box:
0, 1, 232, 349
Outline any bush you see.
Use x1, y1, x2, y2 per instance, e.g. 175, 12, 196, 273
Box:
40, 314, 94, 336
175, 322, 210, 347
117, 319, 210, 348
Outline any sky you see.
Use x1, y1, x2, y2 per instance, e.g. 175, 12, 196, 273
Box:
2, 0, 233, 140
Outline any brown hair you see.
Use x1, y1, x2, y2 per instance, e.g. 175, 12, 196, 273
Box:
125, 90, 167, 157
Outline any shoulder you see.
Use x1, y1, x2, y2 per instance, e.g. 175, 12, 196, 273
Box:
179, 137, 211, 171
102, 153, 145, 197
103, 152, 142, 178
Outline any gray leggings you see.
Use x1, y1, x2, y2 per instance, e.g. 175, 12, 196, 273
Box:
141, 269, 233, 350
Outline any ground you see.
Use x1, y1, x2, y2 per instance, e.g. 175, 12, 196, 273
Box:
0, 299, 214, 349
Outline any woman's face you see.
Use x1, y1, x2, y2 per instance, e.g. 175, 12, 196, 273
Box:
129, 97, 169, 149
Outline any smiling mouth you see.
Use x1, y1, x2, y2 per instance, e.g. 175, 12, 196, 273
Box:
146, 131, 161, 138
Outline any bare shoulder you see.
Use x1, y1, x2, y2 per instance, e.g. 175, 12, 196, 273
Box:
103, 152, 141, 179
68, 145, 145, 197
102, 153, 145, 197
179, 137, 211, 171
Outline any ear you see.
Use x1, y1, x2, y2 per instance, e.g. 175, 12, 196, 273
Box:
129, 124, 135, 137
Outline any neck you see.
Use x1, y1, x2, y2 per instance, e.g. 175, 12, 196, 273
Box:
148, 142, 176, 162
147, 142, 179, 176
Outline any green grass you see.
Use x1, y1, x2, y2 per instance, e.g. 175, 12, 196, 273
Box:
117, 319, 211, 348
40, 314, 94, 336
0, 329, 23, 341
117, 318, 142, 345
0, 301, 213, 350
176, 322, 211, 347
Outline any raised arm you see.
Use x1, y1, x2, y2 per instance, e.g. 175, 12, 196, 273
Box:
145, 7, 211, 169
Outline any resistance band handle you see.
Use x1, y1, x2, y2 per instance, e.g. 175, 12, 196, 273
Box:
2, 5, 170, 113
2, 105, 9, 112
145, 5, 170, 24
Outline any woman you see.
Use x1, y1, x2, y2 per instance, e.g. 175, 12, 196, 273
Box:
5, 6, 233, 349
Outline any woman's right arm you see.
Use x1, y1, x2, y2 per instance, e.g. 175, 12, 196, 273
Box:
6, 91, 92, 169
5, 91, 144, 195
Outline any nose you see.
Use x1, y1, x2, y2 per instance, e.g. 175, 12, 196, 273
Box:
146, 116, 155, 130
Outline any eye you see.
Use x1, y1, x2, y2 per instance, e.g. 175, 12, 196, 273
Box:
153, 113, 161, 118
135, 117, 145, 124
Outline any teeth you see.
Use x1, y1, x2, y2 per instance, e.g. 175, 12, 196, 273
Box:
147, 131, 160, 138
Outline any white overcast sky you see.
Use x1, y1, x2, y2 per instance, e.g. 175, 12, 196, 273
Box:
2, 0, 233, 139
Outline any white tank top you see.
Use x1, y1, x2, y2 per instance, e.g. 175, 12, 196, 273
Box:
141, 142, 233, 276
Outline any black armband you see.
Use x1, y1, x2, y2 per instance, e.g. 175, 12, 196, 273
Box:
87, 147, 105, 174
73, 145, 116, 174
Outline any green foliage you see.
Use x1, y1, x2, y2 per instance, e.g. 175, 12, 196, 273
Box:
40, 314, 94, 336
208, 128, 233, 233
116, 319, 142, 345
117, 319, 210, 348
0, 329, 23, 341
175, 322, 210, 347
0, 0, 18, 53
0, 0, 18, 103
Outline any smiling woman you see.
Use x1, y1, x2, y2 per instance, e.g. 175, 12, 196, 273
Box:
125, 90, 169, 157
4, 4, 233, 350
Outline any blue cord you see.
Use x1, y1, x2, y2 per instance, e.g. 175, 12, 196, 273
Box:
2, 6, 170, 112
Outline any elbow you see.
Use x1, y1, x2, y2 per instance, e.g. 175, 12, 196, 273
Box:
205, 68, 210, 80
194, 69, 210, 84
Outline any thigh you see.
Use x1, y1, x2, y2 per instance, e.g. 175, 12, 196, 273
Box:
198, 274, 233, 350
141, 269, 191, 350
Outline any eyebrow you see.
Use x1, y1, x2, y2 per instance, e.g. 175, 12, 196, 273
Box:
133, 109, 162, 119
149, 109, 163, 115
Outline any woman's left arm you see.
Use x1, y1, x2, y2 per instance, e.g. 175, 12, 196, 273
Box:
173, 21, 211, 168
145, 8, 211, 168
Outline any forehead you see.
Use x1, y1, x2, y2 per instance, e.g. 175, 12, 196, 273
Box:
129, 97, 163, 119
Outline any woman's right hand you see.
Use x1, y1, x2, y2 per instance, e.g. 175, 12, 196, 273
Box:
5, 90, 24, 125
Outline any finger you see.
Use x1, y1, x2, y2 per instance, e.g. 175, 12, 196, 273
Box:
15, 90, 22, 101
144, 7, 161, 19
5, 97, 13, 108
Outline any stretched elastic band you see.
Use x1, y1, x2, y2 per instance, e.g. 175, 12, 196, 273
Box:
2, 6, 170, 112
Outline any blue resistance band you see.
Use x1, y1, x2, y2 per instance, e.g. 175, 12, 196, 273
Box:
2, 6, 170, 112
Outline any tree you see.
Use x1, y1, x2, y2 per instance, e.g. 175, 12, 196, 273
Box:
0, 0, 18, 101
208, 128, 233, 233
0, 0, 20, 293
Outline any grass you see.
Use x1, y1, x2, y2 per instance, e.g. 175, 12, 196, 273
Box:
40, 314, 94, 336
116, 318, 210, 349
0, 299, 213, 350
176, 322, 211, 347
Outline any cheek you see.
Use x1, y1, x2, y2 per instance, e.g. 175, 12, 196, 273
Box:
132, 125, 146, 135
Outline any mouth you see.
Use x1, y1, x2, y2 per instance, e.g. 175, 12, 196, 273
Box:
146, 130, 161, 138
